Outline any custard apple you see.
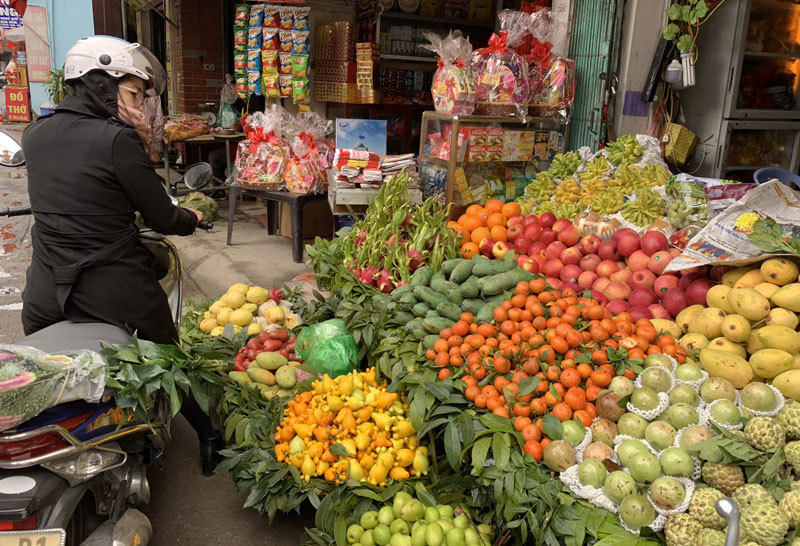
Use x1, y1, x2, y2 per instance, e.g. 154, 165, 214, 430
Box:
740, 501, 789, 546
695, 528, 725, 546
689, 487, 727, 530
779, 489, 800, 527
744, 417, 786, 452
786, 441, 800, 470
733, 484, 778, 509
777, 400, 800, 441
702, 462, 745, 495
664, 513, 702, 546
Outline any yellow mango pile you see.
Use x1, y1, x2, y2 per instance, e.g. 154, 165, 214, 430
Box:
274, 368, 429, 485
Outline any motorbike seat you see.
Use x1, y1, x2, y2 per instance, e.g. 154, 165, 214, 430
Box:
16, 321, 132, 353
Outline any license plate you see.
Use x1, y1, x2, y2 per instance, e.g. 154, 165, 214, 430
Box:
0, 530, 65, 546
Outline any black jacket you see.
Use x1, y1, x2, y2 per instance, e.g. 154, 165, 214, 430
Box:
20, 95, 196, 343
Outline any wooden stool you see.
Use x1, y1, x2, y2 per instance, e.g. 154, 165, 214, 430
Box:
226, 185, 328, 263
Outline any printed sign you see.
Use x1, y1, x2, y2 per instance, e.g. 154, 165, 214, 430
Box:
23, 5, 49, 82
0, 0, 23, 31
5, 86, 30, 121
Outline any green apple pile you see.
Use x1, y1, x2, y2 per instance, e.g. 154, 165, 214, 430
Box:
347, 491, 494, 546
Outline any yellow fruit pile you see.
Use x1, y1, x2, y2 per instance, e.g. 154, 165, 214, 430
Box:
199, 283, 301, 337
274, 368, 429, 485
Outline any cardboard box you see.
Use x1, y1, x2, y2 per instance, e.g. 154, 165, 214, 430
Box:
315, 61, 357, 83
278, 199, 334, 241
485, 128, 505, 146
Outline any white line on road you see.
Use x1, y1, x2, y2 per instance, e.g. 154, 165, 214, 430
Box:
0, 303, 22, 310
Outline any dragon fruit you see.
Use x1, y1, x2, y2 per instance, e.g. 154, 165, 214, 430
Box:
269, 288, 283, 302
375, 269, 394, 293
0, 372, 36, 391
408, 249, 424, 272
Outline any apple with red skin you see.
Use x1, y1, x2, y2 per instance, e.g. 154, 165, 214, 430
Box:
662, 287, 687, 318
629, 288, 658, 307
614, 228, 638, 243
628, 306, 653, 321
668, 248, 681, 258
524, 224, 542, 241
546, 277, 564, 289
593, 276, 612, 291
606, 299, 630, 315
598, 241, 621, 261
543, 259, 564, 278
630, 269, 657, 291
561, 246, 583, 266
610, 268, 633, 285
626, 250, 649, 272
545, 241, 567, 261
596, 260, 620, 278
686, 279, 715, 306
506, 214, 524, 227
514, 236, 534, 255
507, 223, 525, 242
522, 214, 540, 227
592, 290, 609, 305
578, 270, 598, 289
679, 272, 706, 290
681, 265, 709, 277
580, 254, 601, 272
539, 212, 556, 228
531, 253, 547, 270
648, 304, 671, 319
563, 282, 582, 293
552, 218, 573, 233
640, 231, 668, 256
648, 251, 673, 275
604, 281, 632, 301
654, 275, 680, 299
617, 235, 641, 258
519, 257, 540, 274
517, 255, 528, 267
529, 241, 546, 256
479, 238, 497, 257
560, 264, 582, 284
539, 228, 557, 245
492, 241, 512, 259
558, 225, 581, 246
710, 266, 728, 282
579, 234, 602, 255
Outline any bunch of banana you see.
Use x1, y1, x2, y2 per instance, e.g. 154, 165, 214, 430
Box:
607, 135, 643, 166
640, 164, 670, 187
518, 200, 535, 216
590, 189, 625, 215
580, 178, 607, 207
523, 173, 556, 201
535, 200, 558, 215
556, 202, 583, 220
548, 151, 582, 180
609, 164, 643, 193
553, 179, 581, 206
620, 188, 665, 226
579, 156, 611, 183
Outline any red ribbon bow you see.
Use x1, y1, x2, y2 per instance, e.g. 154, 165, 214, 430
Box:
526, 38, 553, 66
437, 58, 464, 69
478, 31, 509, 56
297, 131, 318, 158
247, 128, 281, 153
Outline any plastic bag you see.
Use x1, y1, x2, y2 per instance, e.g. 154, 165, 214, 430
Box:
424, 31, 475, 115
0, 346, 106, 431
217, 75, 239, 129
282, 111, 333, 194
665, 174, 712, 229
471, 16, 530, 118
231, 104, 290, 187
295, 319, 358, 378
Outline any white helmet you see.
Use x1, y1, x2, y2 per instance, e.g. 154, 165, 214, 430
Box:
64, 36, 166, 94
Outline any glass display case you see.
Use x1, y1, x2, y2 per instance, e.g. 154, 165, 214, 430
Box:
717, 120, 800, 182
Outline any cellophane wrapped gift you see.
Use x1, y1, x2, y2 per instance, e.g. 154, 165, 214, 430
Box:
523, 10, 575, 120
423, 30, 475, 115
283, 112, 334, 194
232, 105, 290, 188
471, 16, 530, 118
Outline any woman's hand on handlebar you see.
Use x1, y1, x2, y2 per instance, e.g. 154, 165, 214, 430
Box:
185, 207, 204, 225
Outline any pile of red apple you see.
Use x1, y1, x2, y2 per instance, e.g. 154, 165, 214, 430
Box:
500, 212, 718, 321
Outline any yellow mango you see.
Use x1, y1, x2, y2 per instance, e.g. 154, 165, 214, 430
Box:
794, 353, 800, 370
677, 305, 708, 334
650, 319, 682, 338
772, 283, 800, 312
706, 285, 734, 314
247, 367, 276, 386
733, 269, 765, 288
720, 315, 751, 343
765, 308, 799, 329
757, 325, 800, 354
699, 348, 754, 388
688, 307, 727, 339
773, 369, 800, 402
680, 333, 709, 355
749, 349, 794, 379
707, 337, 747, 358
728, 287, 771, 322
761, 258, 799, 286
754, 283, 780, 299
747, 328, 767, 354
389, 467, 410, 480
723, 265, 759, 287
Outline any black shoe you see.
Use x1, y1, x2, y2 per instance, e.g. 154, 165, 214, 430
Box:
199, 432, 224, 476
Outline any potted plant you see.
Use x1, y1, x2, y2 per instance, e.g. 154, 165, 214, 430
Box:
41, 68, 66, 115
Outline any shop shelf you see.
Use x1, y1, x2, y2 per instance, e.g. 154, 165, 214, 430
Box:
724, 165, 776, 171
378, 11, 494, 28
743, 50, 800, 59
380, 54, 438, 63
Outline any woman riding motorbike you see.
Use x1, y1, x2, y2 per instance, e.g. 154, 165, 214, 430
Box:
21, 36, 222, 474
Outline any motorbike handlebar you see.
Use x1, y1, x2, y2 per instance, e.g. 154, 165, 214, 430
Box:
0, 206, 31, 217
197, 220, 213, 231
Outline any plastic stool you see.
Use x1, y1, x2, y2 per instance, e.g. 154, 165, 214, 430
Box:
753, 167, 800, 190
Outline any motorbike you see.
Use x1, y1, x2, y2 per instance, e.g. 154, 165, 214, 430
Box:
0, 133, 213, 545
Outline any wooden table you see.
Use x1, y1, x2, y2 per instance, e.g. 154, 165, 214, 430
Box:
226, 185, 328, 263
163, 131, 245, 192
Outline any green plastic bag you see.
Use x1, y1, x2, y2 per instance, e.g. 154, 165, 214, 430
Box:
295, 319, 357, 378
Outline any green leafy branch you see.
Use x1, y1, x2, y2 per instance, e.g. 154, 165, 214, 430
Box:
661, 0, 714, 53
748, 217, 800, 255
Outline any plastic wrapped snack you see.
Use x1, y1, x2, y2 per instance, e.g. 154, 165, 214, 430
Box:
262, 6, 279, 28
233, 105, 290, 187
263, 72, 280, 98
262, 28, 279, 51
279, 8, 294, 30
279, 30, 293, 53
283, 112, 333, 194
278, 52, 292, 74
292, 77, 309, 104
248, 3, 264, 28
247, 28, 261, 50
278, 74, 293, 97
293, 7, 310, 31
247, 70, 262, 95
292, 31, 310, 55
261, 50, 278, 74
234, 4, 249, 28
471, 23, 530, 117
0, 346, 106, 432
292, 54, 309, 78
424, 31, 475, 115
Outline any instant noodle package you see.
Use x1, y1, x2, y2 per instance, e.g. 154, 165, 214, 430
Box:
424, 31, 475, 115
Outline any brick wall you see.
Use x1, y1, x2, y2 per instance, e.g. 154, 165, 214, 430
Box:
173, 0, 225, 112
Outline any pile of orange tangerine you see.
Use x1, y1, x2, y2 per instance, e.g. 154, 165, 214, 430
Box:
446, 199, 522, 259
424, 278, 687, 462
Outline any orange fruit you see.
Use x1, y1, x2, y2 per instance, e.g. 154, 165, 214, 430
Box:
485, 199, 503, 213
470, 227, 490, 245
466, 204, 485, 217
487, 212, 506, 228
564, 387, 587, 411
490, 225, 508, 242
460, 215, 482, 233
551, 403, 573, 421
460, 242, 479, 259
521, 423, 542, 442
501, 201, 521, 218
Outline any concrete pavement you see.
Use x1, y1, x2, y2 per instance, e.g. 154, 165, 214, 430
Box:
0, 150, 320, 544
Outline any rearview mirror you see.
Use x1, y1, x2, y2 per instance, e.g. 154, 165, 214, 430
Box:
0, 131, 24, 167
